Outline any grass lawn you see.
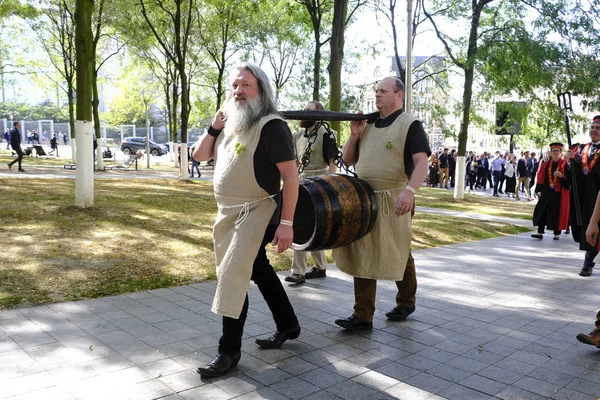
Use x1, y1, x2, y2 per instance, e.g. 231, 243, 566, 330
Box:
416, 187, 536, 220
0, 178, 529, 309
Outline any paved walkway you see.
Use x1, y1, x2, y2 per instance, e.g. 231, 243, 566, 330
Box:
2, 222, 600, 399
2, 171, 598, 399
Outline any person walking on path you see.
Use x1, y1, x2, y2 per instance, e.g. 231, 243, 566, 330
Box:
517, 151, 533, 201
48, 133, 59, 157
193, 62, 300, 378
284, 100, 337, 284
438, 148, 450, 189
566, 115, 600, 276
332, 76, 430, 331
491, 151, 504, 197
3, 129, 10, 150
7, 122, 25, 172
531, 143, 570, 240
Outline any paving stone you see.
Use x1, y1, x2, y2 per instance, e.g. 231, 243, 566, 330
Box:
179, 383, 233, 400
494, 385, 548, 400
211, 373, 264, 397
405, 372, 454, 394
325, 379, 378, 400
477, 365, 522, 385
324, 359, 370, 378
270, 376, 322, 399
513, 376, 563, 397
551, 387, 598, 400
446, 355, 488, 373
566, 377, 600, 397
384, 381, 444, 400
158, 369, 206, 392
351, 370, 399, 391
273, 355, 318, 375
243, 365, 293, 386
426, 363, 473, 383
460, 374, 507, 395
527, 366, 576, 386
437, 383, 492, 400
234, 387, 290, 400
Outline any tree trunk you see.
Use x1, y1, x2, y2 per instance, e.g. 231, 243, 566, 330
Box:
313, 32, 321, 101
172, 79, 179, 167
67, 84, 76, 162
390, 0, 406, 84
92, 69, 103, 170
454, 3, 483, 200
75, 0, 95, 208
179, 71, 190, 179
329, 0, 347, 138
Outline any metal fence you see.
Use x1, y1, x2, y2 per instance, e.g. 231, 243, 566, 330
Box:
1, 118, 206, 149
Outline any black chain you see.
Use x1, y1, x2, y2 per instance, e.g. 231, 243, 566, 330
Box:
298, 121, 356, 177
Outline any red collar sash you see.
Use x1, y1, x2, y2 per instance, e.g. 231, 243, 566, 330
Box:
581, 143, 600, 175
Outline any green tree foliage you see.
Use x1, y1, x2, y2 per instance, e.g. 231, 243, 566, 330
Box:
0, 100, 69, 121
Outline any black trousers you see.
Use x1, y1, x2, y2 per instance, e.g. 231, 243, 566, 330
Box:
8, 148, 23, 169
218, 224, 299, 355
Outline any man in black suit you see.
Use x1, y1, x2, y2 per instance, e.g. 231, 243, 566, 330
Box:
7, 122, 25, 172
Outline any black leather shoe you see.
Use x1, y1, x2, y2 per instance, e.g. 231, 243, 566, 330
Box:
284, 274, 305, 284
197, 352, 241, 378
335, 315, 373, 331
255, 325, 301, 349
580, 266, 594, 277
531, 234, 543, 239
305, 267, 326, 279
386, 305, 416, 321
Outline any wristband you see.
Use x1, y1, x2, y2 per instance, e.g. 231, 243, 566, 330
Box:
280, 219, 293, 227
404, 185, 417, 195
207, 126, 222, 138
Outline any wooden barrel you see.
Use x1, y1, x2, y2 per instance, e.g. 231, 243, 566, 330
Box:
291, 174, 378, 251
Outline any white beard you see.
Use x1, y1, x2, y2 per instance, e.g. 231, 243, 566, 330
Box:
222, 95, 263, 138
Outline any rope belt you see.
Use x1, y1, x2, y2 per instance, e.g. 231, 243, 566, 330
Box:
220, 194, 277, 227
374, 187, 403, 217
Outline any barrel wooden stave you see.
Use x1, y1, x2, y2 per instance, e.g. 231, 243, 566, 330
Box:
291, 174, 378, 251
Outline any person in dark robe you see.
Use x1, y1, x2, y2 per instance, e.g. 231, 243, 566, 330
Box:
531, 143, 570, 240
566, 115, 600, 276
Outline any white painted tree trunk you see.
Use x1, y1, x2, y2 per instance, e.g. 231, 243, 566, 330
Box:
180, 142, 189, 179
75, 120, 94, 207
71, 138, 76, 163
454, 155, 466, 199
172, 140, 177, 167
96, 145, 103, 170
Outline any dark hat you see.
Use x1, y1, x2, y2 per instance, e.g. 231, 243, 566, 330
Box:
549, 142, 564, 149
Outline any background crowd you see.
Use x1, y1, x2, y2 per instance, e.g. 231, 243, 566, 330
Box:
427, 148, 544, 200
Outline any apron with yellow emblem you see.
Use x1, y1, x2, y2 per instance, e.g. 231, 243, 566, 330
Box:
211, 114, 280, 318
333, 113, 417, 280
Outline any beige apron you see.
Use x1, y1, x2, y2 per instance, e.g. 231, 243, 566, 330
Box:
291, 125, 334, 274
211, 114, 280, 319
333, 113, 417, 280
294, 125, 336, 177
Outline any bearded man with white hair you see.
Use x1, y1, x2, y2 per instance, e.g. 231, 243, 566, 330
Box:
193, 62, 300, 378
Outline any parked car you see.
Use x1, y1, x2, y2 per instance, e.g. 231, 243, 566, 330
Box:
120, 137, 168, 156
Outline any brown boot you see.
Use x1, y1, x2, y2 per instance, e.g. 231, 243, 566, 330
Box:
576, 328, 600, 347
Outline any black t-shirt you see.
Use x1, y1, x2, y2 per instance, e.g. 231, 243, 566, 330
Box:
253, 119, 296, 224
373, 109, 432, 177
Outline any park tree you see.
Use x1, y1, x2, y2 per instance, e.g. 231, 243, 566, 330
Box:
296, 0, 332, 102
91, 0, 123, 170
74, 0, 95, 207
35, 0, 77, 162
244, 1, 311, 104
328, 0, 365, 134
196, 0, 257, 111
421, 0, 600, 199
140, 0, 196, 179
